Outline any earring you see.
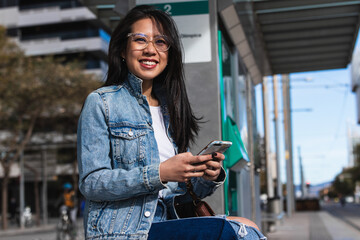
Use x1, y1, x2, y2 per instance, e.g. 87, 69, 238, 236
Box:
122, 58, 125, 62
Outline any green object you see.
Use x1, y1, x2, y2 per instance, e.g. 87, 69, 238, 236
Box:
218, 31, 249, 214
223, 117, 249, 169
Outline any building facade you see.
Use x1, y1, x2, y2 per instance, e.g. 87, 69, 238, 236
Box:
0, 0, 111, 219
0, 0, 110, 76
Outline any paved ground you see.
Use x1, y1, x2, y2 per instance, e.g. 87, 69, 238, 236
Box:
266, 205, 360, 240
1, 218, 84, 240
1, 203, 360, 239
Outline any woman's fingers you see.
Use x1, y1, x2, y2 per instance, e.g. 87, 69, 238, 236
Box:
205, 159, 222, 169
159, 152, 225, 182
211, 152, 225, 161
202, 154, 223, 181
160, 152, 207, 182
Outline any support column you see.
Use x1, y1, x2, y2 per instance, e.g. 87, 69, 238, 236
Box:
262, 76, 274, 198
246, 74, 256, 222
282, 74, 295, 216
273, 75, 283, 206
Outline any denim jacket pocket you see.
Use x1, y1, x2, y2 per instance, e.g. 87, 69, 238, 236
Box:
109, 125, 148, 166
87, 200, 108, 235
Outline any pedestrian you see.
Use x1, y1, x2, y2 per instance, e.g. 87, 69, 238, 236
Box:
61, 182, 78, 224
77, 5, 266, 240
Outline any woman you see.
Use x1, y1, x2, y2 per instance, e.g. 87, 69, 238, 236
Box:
77, 5, 266, 240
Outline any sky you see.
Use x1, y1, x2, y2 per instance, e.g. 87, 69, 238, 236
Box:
255, 39, 360, 186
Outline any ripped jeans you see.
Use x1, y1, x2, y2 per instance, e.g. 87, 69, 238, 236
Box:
149, 199, 267, 240
225, 216, 267, 240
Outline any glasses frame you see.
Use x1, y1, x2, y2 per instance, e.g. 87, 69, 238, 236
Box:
127, 33, 170, 52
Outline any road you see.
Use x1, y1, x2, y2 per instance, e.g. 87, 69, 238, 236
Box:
267, 201, 360, 240
321, 201, 360, 233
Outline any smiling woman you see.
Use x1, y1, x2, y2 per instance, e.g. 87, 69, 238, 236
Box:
122, 18, 169, 84
77, 4, 266, 240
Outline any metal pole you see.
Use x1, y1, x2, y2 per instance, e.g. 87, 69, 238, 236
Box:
19, 149, 25, 229
282, 74, 295, 215
273, 75, 283, 205
246, 74, 256, 222
298, 146, 305, 198
287, 74, 295, 212
41, 147, 48, 225
262, 77, 274, 198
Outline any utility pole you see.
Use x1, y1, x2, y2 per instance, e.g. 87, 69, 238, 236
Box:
262, 77, 274, 198
273, 75, 283, 206
298, 146, 305, 198
246, 74, 256, 222
282, 74, 295, 216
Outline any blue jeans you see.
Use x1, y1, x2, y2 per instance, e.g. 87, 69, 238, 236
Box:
149, 200, 267, 240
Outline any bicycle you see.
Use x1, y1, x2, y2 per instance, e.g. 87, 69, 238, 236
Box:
56, 205, 76, 240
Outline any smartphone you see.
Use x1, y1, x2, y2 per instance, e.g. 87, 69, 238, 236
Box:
197, 140, 232, 155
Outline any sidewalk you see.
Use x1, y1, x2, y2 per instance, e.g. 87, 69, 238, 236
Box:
266, 211, 360, 240
0, 219, 57, 237
0, 218, 84, 238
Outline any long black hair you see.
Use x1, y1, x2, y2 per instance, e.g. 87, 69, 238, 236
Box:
105, 5, 200, 153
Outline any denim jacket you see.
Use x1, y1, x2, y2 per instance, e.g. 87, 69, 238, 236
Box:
77, 73, 225, 240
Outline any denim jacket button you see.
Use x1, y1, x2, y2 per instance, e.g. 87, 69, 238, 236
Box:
128, 131, 134, 137
138, 98, 143, 104
144, 211, 151, 217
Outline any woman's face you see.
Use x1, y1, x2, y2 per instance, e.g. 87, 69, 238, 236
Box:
123, 18, 169, 81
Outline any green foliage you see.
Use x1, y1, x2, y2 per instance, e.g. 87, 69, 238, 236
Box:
0, 24, 102, 171
330, 143, 360, 196
353, 143, 360, 166
0, 25, 101, 136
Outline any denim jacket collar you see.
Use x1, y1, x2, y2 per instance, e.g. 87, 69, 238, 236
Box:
123, 72, 143, 99
124, 72, 167, 106
124, 72, 168, 118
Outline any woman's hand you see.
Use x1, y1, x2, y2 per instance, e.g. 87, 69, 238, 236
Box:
202, 152, 225, 181
159, 152, 215, 182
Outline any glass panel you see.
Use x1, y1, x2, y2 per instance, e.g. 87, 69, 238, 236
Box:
236, 75, 248, 150
222, 35, 236, 120
19, 0, 81, 10
21, 21, 99, 41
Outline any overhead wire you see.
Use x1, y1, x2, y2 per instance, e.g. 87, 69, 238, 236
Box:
328, 88, 349, 151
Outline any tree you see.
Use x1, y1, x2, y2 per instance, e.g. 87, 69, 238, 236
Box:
0, 26, 101, 229
330, 143, 360, 198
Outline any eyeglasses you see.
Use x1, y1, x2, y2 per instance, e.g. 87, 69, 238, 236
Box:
127, 33, 170, 52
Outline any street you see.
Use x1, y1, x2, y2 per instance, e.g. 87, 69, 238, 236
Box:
322, 201, 360, 232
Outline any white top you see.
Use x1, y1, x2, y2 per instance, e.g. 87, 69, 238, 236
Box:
150, 106, 175, 198
150, 106, 175, 163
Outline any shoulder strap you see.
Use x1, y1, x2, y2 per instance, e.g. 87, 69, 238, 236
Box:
186, 181, 200, 202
